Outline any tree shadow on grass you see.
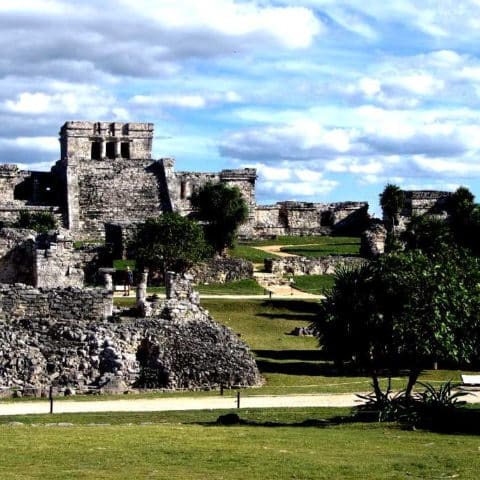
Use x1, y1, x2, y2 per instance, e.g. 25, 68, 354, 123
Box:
259, 300, 321, 314
254, 349, 327, 361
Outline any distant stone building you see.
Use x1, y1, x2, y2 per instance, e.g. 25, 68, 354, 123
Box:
0, 121, 370, 240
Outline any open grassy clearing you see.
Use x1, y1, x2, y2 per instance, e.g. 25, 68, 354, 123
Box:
280, 237, 361, 257
242, 235, 359, 247
0, 408, 478, 479
203, 300, 472, 395
292, 275, 335, 295
228, 244, 280, 263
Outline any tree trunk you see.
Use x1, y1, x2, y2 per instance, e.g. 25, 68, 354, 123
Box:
371, 373, 383, 402
405, 369, 420, 398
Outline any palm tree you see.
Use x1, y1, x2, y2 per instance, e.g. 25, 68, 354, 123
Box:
379, 184, 405, 236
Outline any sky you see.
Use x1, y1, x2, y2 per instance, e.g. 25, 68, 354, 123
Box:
1, 1, 480, 215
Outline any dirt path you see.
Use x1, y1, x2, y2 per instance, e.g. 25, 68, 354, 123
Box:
1, 391, 479, 416
252, 243, 320, 258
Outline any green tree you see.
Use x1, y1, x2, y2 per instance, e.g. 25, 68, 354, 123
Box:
379, 184, 405, 237
447, 186, 478, 253
191, 182, 249, 254
313, 249, 480, 400
130, 213, 211, 277
402, 215, 452, 254
15, 209, 57, 233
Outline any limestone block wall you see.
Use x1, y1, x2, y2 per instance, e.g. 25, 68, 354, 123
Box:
254, 201, 369, 237
0, 284, 112, 322
395, 190, 451, 232
0, 228, 36, 284
0, 165, 29, 203
63, 158, 164, 238
186, 257, 253, 284
264, 256, 367, 276
34, 236, 99, 288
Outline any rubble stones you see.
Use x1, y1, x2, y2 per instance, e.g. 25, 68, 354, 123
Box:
0, 275, 262, 394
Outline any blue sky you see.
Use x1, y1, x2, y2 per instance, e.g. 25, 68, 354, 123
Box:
1, 1, 480, 215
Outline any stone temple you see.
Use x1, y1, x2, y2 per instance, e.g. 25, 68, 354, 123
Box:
0, 121, 369, 240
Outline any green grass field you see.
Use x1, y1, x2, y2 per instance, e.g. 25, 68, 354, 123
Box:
228, 244, 280, 263
196, 278, 265, 295
243, 235, 358, 246
0, 408, 479, 479
280, 237, 361, 257
292, 275, 335, 295
202, 299, 469, 395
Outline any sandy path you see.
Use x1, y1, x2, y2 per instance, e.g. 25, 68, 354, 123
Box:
1, 391, 479, 416
252, 243, 320, 258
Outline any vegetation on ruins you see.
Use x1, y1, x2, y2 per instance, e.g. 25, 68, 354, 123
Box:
14, 209, 57, 233
191, 182, 248, 254
130, 212, 211, 277
312, 248, 480, 401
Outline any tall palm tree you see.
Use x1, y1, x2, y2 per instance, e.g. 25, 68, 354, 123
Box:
379, 184, 405, 236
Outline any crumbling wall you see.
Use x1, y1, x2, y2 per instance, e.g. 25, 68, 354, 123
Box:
254, 201, 369, 237
0, 284, 112, 322
0, 274, 261, 393
264, 256, 367, 276
0, 228, 36, 284
34, 235, 104, 288
187, 257, 253, 284
392, 190, 452, 232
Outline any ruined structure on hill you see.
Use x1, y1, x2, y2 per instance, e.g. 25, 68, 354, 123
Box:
0, 121, 369, 240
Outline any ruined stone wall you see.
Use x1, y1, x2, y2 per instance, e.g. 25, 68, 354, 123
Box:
0, 228, 36, 284
0, 165, 29, 203
34, 235, 103, 288
187, 257, 253, 284
0, 274, 261, 393
0, 284, 112, 323
254, 201, 369, 237
264, 256, 367, 276
395, 190, 451, 232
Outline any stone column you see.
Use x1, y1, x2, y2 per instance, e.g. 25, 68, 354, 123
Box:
100, 139, 106, 159
136, 269, 148, 302
115, 141, 121, 158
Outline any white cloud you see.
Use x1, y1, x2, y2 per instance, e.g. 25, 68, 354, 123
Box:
0, 136, 57, 152
120, 0, 323, 49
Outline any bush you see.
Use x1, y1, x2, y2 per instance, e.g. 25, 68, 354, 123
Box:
15, 210, 57, 233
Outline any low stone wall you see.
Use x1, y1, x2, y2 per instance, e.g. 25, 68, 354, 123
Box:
0, 284, 113, 323
0, 274, 262, 393
264, 256, 367, 276
187, 257, 253, 284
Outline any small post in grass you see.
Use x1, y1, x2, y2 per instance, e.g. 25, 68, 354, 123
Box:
237, 391, 241, 409
49, 385, 54, 414
220, 384, 224, 396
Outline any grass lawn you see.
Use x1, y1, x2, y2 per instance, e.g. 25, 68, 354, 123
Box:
0, 408, 479, 479
228, 244, 280, 262
112, 259, 136, 270
203, 299, 472, 395
280, 237, 361, 257
292, 275, 335, 295
243, 235, 358, 247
